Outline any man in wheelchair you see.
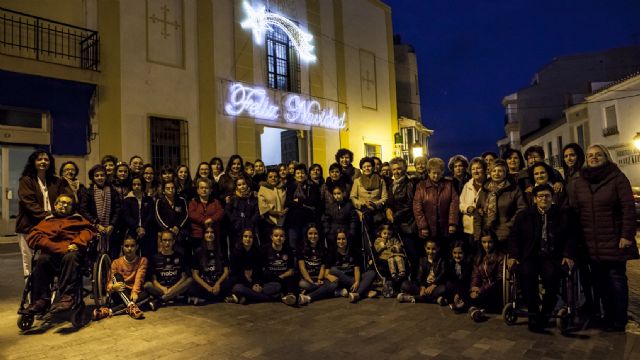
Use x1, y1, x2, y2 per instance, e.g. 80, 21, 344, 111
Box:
26, 194, 96, 314
507, 184, 576, 332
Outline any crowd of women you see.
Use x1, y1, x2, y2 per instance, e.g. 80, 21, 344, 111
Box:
16, 143, 638, 333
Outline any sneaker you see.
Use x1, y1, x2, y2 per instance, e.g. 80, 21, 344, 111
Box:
92, 307, 113, 321
336, 288, 349, 298
298, 294, 311, 305
367, 290, 378, 298
396, 293, 416, 303
349, 292, 360, 303
224, 294, 240, 304
282, 294, 297, 306
49, 294, 74, 313
436, 296, 448, 306
27, 299, 49, 314
468, 307, 485, 322
148, 300, 161, 311
126, 303, 144, 319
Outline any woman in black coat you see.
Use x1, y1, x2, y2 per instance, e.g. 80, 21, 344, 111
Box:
572, 144, 638, 332
284, 164, 322, 256
123, 176, 156, 257
154, 179, 189, 251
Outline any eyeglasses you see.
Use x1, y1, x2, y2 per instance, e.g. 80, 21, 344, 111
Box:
535, 194, 552, 199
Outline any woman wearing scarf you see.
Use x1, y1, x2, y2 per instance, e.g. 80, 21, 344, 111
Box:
285, 163, 322, 256
350, 157, 388, 244
258, 169, 288, 246
572, 144, 638, 332
79, 164, 122, 258
473, 159, 526, 251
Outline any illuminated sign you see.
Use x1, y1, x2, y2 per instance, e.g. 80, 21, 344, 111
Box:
240, 2, 316, 62
224, 82, 346, 130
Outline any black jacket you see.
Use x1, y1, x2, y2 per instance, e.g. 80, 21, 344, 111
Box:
154, 196, 188, 232
386, 175, 416, 233
508, 205, 577, 263
225, 194, 260, 239
78, 184, 121, 227
122, 192, 155, 237
322, 199, 358, 241
285, 180, 322, 227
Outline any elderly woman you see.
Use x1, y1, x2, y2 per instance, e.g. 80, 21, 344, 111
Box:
350, 157, 388, 230
448, 155, 470, 196
258, 168, 288, 244
473, 159, 526, 249
411, 155, 428, 186
572, 144, 638, 332
413, 158, 460, 251
386, 157, 419, 275
459, 158, 486, 245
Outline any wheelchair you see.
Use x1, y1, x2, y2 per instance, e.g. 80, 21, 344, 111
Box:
501, 256, 578, 334
17, 234, 112, 331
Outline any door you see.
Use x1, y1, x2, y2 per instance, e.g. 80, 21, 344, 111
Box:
1, 145, 35, 235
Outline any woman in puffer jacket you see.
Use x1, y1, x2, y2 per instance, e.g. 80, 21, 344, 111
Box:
572, 144, 638, 332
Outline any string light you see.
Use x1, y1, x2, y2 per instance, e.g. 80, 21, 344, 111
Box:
240, 2, 317, 62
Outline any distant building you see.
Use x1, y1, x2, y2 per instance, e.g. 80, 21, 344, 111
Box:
394, 35, 431, 164
498, 45, 640, 153
0, 0, 399, 234
522, 72, 640, 186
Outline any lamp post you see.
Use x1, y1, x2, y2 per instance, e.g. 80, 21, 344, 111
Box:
634, 132, 640, 151
412, 142, 423, 159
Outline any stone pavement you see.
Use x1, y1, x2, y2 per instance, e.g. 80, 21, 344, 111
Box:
1, 251, 639, 360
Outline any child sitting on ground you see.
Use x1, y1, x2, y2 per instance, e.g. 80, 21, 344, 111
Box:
468, 231, 504, 322
373, 224, 406, 281
444, 240, 473, 312
189, 226, 232, 304
143, 230, 193, 309
93, 236, 147, 320
397, 239, 446, 304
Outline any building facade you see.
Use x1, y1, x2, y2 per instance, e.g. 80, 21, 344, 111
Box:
0, 0, 398, 234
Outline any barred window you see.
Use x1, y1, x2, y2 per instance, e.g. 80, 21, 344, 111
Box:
150, 117, 189, 170
365, 143, 381, 158
266, 26, 300, 92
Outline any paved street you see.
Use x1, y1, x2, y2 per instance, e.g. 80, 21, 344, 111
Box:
1, 246, 639, 360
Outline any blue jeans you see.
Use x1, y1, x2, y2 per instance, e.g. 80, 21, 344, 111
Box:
300, 279, 339, 301
591, 261, 629, 327
400, 280, 446, 303
231, 282, 282, 303
329, 267, 376, 298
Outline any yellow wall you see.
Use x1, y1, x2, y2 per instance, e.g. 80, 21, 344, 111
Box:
0, 0, 87, 28
332, 0, 349, 150
197, 0, 216, 160
96, 0, 121, 158
234, 0, 256, 161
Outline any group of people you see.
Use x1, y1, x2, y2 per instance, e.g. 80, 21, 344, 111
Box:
17, 143, 637, 333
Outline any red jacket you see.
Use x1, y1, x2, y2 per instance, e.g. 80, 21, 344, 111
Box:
26, 214, 96, 254
413, 178, 460, 238
188, 198, 225, 239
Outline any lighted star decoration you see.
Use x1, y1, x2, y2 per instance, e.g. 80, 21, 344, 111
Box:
241, 2, 317, 62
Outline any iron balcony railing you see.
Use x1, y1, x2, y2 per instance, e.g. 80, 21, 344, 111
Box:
0, 7, 99, 70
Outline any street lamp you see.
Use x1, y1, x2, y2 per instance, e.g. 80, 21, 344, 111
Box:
412, 142, 423, 159
634, 132, 640, 151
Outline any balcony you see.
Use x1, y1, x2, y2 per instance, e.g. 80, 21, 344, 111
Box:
0, 7, 99, 70
602, 125, 619, 137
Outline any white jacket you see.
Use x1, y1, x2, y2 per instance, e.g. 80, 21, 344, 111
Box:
459, 179, 481, 235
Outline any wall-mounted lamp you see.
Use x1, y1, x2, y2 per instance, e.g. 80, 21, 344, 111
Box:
412, 142, 423, 159
634, 132, 640, 151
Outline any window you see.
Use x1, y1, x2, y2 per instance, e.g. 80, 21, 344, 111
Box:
556, 136, 563, 157
364, 143, 381, 158
576, 125, 585, 150
266, 26, 300, 92
603, 105, 619, 136
0, 106, 47, 130
150, 117, 189, 170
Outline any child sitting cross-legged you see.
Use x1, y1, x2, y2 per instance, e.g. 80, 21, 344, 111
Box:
143, 230, 193, 309
93, 236, 148, 321
188, 226, 232, 304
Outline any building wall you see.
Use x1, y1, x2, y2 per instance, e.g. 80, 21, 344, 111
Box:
586, 76, 640, 185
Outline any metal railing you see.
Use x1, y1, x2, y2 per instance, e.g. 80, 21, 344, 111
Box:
0, 7, 99, 70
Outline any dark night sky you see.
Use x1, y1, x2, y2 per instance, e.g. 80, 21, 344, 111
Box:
383, 0, 640, 161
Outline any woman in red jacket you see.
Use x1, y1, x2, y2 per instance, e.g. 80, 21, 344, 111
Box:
572, 144, 638, 332
188, 178, 224, 262
413, 158, 460, 252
